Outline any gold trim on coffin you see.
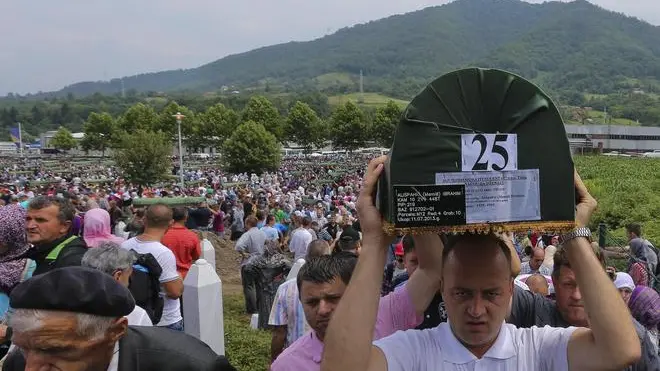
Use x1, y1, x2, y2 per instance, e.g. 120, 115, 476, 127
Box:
383, 220, 577, 235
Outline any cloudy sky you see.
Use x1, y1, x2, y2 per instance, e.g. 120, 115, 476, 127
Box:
1, 0, 658, 95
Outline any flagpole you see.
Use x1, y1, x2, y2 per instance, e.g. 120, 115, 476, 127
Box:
18, 122, 23, 157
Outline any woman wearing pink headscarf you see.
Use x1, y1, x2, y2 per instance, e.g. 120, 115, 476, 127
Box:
83, 208, 125, 248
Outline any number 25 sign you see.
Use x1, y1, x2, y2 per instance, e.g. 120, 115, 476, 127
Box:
461, 133, 517, 172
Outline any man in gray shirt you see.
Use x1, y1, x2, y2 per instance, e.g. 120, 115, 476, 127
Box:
235, 215, 267, 314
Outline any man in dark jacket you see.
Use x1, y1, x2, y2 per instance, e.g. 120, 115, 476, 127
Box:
3, 266, 235, 371
25, 196, 87, 276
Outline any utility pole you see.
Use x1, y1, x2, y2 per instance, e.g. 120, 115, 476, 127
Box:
173, 112, 186, 188
358, 70, 364, 103
17, 122, 23, 157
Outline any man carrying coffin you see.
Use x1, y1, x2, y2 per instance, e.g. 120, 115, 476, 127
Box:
320, 156, 640, 371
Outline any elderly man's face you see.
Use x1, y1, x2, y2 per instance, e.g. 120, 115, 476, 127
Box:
442, 240, 513, 358
12, 314, 127, 371
26, 205, 70, 245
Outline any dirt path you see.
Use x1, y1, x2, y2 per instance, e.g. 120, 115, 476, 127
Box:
195, 231, 244, 295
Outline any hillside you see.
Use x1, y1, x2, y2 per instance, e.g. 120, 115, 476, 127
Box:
26, 0, 660, 100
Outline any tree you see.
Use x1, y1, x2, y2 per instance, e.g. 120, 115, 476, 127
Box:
80, 112, 116, 156
113, 130, 171, 186
117, 103, 158, 134
371, 100, 402, 148
329, 101, 368, 151
241, 96, 284, 141
286, 101, 324, 150
49, 127, 77, 152
198, 103, 240, 150
157, 101, 196, 139
222, 121, 281, 173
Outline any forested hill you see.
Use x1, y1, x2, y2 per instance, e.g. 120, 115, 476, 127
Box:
24, 0, 660, 99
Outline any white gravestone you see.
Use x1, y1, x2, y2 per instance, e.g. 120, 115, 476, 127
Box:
183, 259, 225, 355
286, 258, 306, 281
201, 239, 216, 270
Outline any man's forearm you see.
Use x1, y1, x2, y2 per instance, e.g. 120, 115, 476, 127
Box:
321, 240, 386, 371
407, 234, 443, 315
565, 237, 639, 355
270, 327, 287, 362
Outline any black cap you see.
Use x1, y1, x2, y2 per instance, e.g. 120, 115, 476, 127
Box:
10, 266, 135, 317
339, 227, 361, 242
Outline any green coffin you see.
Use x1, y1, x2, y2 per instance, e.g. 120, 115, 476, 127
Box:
132, 197, 205, 207
377, 68, 575, 234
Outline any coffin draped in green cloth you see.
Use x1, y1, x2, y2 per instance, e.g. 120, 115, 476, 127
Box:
377, 68, 575, 234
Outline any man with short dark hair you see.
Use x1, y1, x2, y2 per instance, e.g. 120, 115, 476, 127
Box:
289, 216, 313, 260
269, 239, 331, 362
26, 196, 87, 276
161, 206, 201, 279
262, 215, 280, 242
335, 227, 361, 255
121, 204, 184, 331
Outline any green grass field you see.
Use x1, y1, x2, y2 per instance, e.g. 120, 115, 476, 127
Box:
587, 110, 640, 126
314, 73, 355, 90
224, 293, 271, 370
574, 155, 660, 243
328, 92, 409, 108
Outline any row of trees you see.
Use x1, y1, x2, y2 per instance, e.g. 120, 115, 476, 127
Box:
49, 96, 403, 154
47, 96, 402, 184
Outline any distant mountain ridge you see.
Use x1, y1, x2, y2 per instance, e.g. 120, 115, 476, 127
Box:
25, 0, 660, 99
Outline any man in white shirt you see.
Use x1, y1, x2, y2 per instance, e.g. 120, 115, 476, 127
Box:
289, 216, 313, 260
82, 242, 153, 326
121, 204, 184, 331
320, 156, 641, 371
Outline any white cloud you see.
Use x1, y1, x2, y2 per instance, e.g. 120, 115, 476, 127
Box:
0, 0, 658, 95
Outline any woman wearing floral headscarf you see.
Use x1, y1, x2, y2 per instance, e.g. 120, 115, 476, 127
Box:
0, 204, 35, 317
628, 286, 660, 353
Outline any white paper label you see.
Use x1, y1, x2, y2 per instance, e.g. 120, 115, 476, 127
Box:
461, 134, 517, 172
435, 169, 540, 224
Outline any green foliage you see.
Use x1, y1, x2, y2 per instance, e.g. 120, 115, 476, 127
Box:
575, 156, 660, 244
113, 130, 171, 186
198, 103, 240, 149
80, 112, 116, 155
329, 101, 369, 151
49, 127, 77, 151
118, 103, 159, 134
286, 101, 324, 150
241, 96, 284, 141
223, 294, 271, 371
371, 100, 403, 148
222, 121, 282, 173
157, 101, 196, 139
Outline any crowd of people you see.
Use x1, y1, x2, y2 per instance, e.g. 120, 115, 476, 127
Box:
0, 152, 658, 370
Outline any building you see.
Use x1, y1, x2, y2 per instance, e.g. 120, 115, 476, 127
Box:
0, 142, 18, 153
565, 124, 660, 153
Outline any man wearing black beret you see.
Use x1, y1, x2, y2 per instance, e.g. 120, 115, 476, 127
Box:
2, 266, 236, 371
